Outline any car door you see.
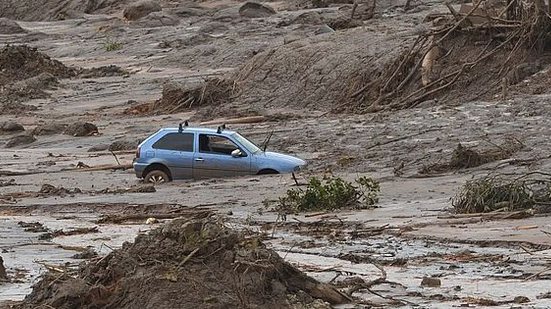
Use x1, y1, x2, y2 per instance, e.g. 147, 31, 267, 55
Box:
151, 132, 194, 179
193, 133, 251, 178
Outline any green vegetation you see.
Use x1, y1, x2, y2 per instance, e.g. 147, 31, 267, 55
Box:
276, 175, 380, 214
104, 39, 123, 52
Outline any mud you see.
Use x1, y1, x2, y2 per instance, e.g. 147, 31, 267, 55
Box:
1, 0, 551, 307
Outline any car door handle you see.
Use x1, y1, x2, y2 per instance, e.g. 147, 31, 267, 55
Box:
195, 158, 204, 162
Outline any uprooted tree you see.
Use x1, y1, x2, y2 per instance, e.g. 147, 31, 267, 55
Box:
341, 0, 551, 112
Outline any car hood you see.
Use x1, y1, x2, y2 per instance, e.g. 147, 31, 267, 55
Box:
260, 151, 306, 165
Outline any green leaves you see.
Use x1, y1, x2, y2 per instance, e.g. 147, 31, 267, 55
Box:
276, 175, 380, 214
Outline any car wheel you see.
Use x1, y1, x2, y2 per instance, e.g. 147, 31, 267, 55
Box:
144, 170, 170, 184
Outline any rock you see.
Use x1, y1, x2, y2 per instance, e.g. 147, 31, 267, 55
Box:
32, 123, 67, 136
0, 121, 24, 134
238, 2, 276, 18
0, 18, 26, 34
513, 296, 530, 303
63, 122, 98, 137
5, 134, 36, 148
420, 277, 441, 287
292, 11, 323, 25
146, 218, 159, 225
123, 0, 162, 21
0, 256, 7, 281
108, 140, 139, 151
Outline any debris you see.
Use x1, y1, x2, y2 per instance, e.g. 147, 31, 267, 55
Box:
78, 65, 128, 78
18, 221, 49, 233
98, 184, 156, 194
63, 122, 98, 136
152, 78, 236, 114
422, 139, 524, 174
39, 184, 82, 196
421, 277, 441, 287
238, 2, 276, 18
71, 248, 98, 259
40, 226, 99, 240
123, 0, 162, 21
75, 163, 133, 171
452, 172, 551, 214
0, 121, 25, 134
0, 179, 17, 187
537, 292, 551, 299
5, 134, 36, 148
19, 217, 349, 308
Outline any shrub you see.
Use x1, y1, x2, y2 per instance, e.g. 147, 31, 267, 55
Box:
452, 173, 551, 213
276, 175, 380, 214
104, 39, 123, 52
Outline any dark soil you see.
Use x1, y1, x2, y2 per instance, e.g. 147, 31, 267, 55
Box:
18, 217, 347, 309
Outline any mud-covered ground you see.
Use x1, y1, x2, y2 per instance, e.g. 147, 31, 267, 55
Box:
1, 0, 551, 307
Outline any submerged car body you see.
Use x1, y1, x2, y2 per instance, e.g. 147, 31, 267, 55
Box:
133, 126, 306, 183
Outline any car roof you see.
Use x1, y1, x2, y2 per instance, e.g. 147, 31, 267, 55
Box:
158, 127, 237, 135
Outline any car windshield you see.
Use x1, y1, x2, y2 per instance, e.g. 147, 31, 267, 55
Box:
232, 133, 261, 153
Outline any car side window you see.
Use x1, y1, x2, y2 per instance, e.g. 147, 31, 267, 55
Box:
199, 134, 243, 156
152, 133, 194, 152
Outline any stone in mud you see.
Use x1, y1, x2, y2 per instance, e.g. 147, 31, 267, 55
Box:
63, 122, 98, 137
123, 0, 162, 21
421, 277, 441, 287
108, 139, 139, 151
0, 121, 24, 133
238, 2, 276, 18
5, 134, 36, 148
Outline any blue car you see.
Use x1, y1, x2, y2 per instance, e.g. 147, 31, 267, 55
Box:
133, 125, 307, 183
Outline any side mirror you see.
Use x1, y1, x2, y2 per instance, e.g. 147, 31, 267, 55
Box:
231, 149, 242, 158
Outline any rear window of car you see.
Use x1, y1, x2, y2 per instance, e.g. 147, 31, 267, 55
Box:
152, 133, 194, 152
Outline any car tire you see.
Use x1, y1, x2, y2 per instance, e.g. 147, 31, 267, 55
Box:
144, 170, 170, 184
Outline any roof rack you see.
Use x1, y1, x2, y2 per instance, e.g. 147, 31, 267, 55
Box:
178, 120, 189, 133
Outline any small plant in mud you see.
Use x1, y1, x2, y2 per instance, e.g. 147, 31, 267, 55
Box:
103, 39, 123, 52
452, 173, 551, 213
275, 175, 380, 214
